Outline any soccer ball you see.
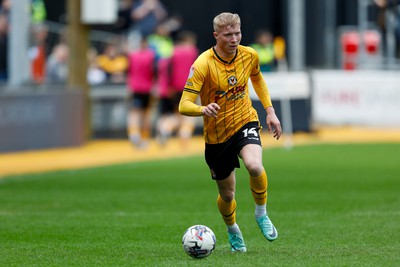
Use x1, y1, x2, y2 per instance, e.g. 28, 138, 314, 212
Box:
182, 225, 216, 258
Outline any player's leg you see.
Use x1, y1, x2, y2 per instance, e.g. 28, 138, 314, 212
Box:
127, 95, 143, 147
177, 115, 195, 148
139, 94, 152, 148
216, 171, 247, 252
240, 144, 266, 206
216, 170, 236, 225
142, 109, 151, 137
240, 143, 278, 241
206, 141, 246, 252
156, 98, 178, 146
173, 92, 195, 148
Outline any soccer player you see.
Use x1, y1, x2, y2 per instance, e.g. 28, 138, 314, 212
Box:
179, 12, 282, 252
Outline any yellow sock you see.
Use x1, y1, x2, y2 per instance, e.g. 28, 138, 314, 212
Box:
217, 194, 236, 226
250, 169, 268, 205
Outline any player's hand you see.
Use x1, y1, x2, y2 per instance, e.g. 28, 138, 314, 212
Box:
202, 103, 220, 118
266, 107, 282, 140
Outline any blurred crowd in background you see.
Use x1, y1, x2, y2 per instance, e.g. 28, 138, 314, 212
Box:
0, 0, 399, 148
1, 0, 398, 86
0, 0, 291, 86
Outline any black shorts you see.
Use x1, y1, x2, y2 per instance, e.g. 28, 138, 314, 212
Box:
130, 93, 151, 109
172, 91, 183, 108
205, 121, 262, 180
159, 92, 182, 115
159, 97, 175, 114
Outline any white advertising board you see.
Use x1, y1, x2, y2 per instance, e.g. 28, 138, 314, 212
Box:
312, 70, 400, 126
81, 0, 117, 24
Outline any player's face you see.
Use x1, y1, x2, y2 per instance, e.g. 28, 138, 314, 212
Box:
214, 24, 242, 58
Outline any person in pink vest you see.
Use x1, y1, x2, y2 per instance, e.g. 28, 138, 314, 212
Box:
126, 38, 156, 149
156, 30, 199, 147
170, 31, 199, 146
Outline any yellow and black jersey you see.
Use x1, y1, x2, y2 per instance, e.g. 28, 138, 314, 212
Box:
181, 45, 272, 144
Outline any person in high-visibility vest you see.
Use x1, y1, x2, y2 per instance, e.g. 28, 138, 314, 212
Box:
31, 0, 46, 24
250, 29, 276, 72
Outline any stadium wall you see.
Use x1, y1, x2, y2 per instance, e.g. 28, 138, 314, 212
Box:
0, 89, 85, 152
312, 70, 400, 127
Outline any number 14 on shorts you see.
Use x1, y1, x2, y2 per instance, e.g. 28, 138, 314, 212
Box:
242, 127, 259, 140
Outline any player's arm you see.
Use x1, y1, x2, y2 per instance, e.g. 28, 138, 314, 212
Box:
179, 89, 220, 118
250, 71, 272, 109
179, 58, 220, 118
179, 89, 204, 116
250, 71, 282, 140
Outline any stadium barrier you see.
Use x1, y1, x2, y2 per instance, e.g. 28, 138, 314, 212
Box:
0, 88, 85, 152
312, 70, 400, 127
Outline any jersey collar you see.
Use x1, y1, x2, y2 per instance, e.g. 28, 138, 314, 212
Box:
213, 46, 238, 64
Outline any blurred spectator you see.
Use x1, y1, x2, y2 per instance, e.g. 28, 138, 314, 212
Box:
147, 22, 174, 61
115, 0, 134, 33
250, 29, 276, 72
31, 0, 46, 24
0, 0, 10, 17
96, 42, 128, 83
0, 12, 8, 81
130, 0, 168, 37
147, 23, 175, 145
126, 38, 156, 148
170, 31, 198, 92
28, 24, 48, 84
46, 43, 68, 83
273, 36, 288, 71
87, 47, 106, 85
373, 0, 400, 58
128, 0, 168, 50
167, 30, 199, 146
162, 15, 183, 40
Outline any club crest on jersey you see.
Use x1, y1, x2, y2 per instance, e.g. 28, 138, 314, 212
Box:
228, 75, 237, 86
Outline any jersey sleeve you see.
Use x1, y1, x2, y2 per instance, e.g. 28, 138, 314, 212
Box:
179, 89, 204, 116
250, 72, 273, 109
179, 59, 207, 116
249, 49, 273, 108
184, 58, 207, 93
249, 46, 262, 76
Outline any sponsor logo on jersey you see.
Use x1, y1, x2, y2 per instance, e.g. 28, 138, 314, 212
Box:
214, 85, 246, 102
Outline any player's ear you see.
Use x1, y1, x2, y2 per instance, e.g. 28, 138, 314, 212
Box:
213, 31, 218, 39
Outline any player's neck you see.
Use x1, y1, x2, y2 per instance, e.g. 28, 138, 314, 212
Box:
213, 45, 237, 63
213, 45, 236, 60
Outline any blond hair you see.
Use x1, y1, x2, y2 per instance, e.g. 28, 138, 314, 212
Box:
213, 12, 241, 32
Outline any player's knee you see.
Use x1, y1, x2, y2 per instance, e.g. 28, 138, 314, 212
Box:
245, 159, 263, 177
220, 190, 235, 202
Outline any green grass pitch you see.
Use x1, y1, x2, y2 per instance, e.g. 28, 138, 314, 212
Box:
0, 143, 399, 266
